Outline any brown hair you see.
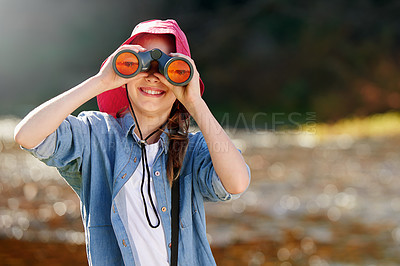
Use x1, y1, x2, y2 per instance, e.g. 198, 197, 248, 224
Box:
165, 102, 190, 184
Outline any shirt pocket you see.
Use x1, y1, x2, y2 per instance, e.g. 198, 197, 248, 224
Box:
179, 173, 198, 229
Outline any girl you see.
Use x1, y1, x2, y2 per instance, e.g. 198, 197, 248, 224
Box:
14, 19, 250, 266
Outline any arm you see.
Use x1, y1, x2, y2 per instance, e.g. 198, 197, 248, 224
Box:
14, 45, 147, 149
14, 76, 105, 149
188, 100, 250, 194
155, 54, 250, 195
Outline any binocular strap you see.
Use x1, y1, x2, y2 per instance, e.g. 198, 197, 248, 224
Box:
125, 88, 180, 265
126, 88, 163, 229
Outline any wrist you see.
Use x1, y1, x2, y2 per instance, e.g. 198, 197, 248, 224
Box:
91, 74, 112, 94
185, 98, 206, 116
186, 98, 211, 125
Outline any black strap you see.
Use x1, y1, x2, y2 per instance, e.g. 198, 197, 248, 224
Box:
171, 178, 180, 266
126, 87, 168, 228
125, 87, 180, 263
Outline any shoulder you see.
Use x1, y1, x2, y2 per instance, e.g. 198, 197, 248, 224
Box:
76, 111, 117, 124
72, 111, 127, 136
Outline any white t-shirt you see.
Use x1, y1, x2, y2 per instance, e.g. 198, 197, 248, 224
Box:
115, 137, 168, 266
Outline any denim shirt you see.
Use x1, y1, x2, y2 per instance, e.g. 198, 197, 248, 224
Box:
23, 111, 250, 266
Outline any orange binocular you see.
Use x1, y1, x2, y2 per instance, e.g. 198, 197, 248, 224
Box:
112, 48, 193, 86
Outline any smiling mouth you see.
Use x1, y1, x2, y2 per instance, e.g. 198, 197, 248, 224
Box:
139, 87, 166, 97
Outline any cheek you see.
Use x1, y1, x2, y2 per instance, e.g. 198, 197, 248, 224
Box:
166, 91, 177, 103
126, 80, 139, 91
125, 85, 135, 98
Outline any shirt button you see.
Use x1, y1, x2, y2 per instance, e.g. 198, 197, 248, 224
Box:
168, 243, 172, 248
161, 207, 167, 212
155, 171, 160, 176
134, 157, 137, 163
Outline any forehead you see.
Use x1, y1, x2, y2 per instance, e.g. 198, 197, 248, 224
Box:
133, 34, 175, 54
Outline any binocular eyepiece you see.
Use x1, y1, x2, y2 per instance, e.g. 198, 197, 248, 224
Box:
112, 48, 193, 86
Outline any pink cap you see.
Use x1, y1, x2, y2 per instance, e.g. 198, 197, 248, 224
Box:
97, 19, 204, 118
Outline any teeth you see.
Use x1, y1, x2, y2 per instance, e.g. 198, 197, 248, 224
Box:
143, 88, 163, 95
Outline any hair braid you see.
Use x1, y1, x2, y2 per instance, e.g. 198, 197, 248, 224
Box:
166, 101, 190, 185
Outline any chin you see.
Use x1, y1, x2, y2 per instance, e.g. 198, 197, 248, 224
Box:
138, 103, 172, 116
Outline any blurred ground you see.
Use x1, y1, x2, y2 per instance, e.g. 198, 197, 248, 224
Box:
1, 117, 400, 265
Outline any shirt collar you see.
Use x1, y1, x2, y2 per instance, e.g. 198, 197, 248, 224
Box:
121, 113, 169, 154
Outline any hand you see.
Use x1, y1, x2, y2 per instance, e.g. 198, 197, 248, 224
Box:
154, 53, 203, 112
95, 44, 148, 93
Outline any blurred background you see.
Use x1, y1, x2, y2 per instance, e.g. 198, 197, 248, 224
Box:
1, 0, 400, 265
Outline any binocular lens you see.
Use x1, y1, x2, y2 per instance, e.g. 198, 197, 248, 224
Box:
113, 49, 193, 85
115, 52, 139, 76
167, 60, 192, 84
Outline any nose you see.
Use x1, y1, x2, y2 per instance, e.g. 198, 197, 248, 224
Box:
145, 61, 161, 83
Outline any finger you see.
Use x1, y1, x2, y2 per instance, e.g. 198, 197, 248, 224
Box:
169, 53, 194, 64
168, 53, 199, 78
153, 73, 185, 96
119, 44, 146, 53
169, 52, 188, 58
153, 73, 175, 88
131, 72, 147, 80
113, 72, 147, 85
107, 45, 144, 68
